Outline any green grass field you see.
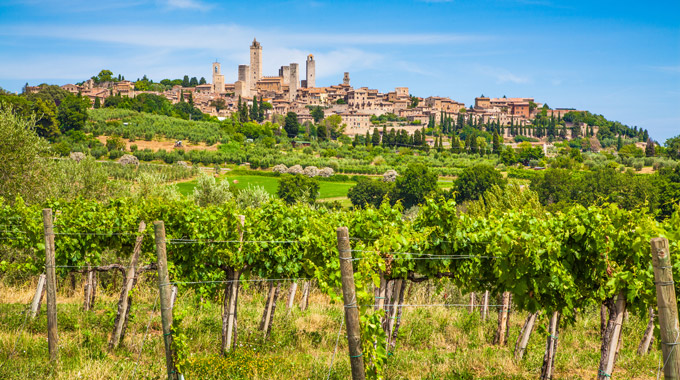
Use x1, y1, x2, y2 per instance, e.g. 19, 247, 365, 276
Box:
176, 174, 356, 200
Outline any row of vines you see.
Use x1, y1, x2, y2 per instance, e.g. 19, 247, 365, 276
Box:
1, 196, 679, 378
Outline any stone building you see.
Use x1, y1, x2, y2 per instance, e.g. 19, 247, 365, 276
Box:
212, 62, 225, 93
250, 39, 262, 91
304, 54, 315, 88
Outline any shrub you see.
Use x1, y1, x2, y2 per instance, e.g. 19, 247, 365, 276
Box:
277, 174, 319, 204
192, 173, 232, 206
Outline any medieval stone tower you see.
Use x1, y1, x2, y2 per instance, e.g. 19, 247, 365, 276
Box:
212, 61, 225, 93
250, 38, 262, 90
289, 63, 299, 100
343, 72, 350, 86
305, 54, 315, 88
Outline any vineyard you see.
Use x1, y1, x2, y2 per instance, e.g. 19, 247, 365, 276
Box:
1, 196, 679, 379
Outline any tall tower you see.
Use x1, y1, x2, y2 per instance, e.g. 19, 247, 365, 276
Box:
305, 54, 315, 88
250, 38, 262, 90
343, 72, 350, 86
279, 65, 290, 85
212, 61, 225, 93
289, 63, 299, 101
236, 64, 251, 98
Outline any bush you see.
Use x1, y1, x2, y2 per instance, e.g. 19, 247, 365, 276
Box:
277, 174, 319, 204
108, 150, 124, 159
192, 173, 232, 206
455, 164, 507, 203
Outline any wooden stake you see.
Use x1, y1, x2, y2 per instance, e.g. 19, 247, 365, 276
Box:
170, 286, 178, 309
494, 292, 510, 345
515, 312, 538, 361
223, 214, 245, 352
469, 292, 475, 313
337, 227, 366, 380
540, 311, 560, 380
300, 281, 310, 312
109, 220, 146, 350
638, 307, 655, 355
42, 208, 58, 362
286, 281, 298, 314
597, 291, 626, 380
154, 221, 178, 380
481, 290, 489, 321
651, 237, 680, 379
30, 274, 46, 319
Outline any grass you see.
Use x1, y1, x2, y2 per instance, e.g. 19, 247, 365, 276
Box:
0, 278, 661, 380
175, 173, 356, 200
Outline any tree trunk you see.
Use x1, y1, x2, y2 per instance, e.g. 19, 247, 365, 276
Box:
539, 311, 561, 380
515, 312, 538, 361
286, 281, 297, 314
600, 303, 607, 340
494, 292, 510, 345
637, 307, 655, 355
481, 290, 489, 321
597, 292, 627, 380
300, 281, 310, 312
382, 279, 395, 333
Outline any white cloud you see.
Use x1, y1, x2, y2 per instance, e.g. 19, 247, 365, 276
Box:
474, 65, 530, 84
163, 0, 211, 10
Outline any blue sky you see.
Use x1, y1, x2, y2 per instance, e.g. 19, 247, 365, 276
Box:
0, 0, 678, 142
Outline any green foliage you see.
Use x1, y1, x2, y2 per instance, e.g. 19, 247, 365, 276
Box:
192, 173, 232, 206
0, 105, 51, 203
389, 163, 438, 209
666, 135, 680, 160
347, 177, 393, 208
57, 94, 90, 132
276, 174, 319, 204
284, 112, 299, 138
454, 164, 506, 203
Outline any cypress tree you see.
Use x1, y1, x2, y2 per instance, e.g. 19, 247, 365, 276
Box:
645, 139, 655, 157
492, 132, 501, 154
250, 95, 259, 121
372, 127, 381, 146
616, 135, 623, 151
94, 97, 101, 109
365, 130, 371, 146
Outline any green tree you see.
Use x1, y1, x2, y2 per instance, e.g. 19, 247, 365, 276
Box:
316, 123, 327, 141
31, 98, 60, 138
193, 173, 232, 206
454, 164, 507, 203
199, 77, 207, 85
250, 96, 259, 121
645, 139, 655, 157
189, 77, 199, 87
666, 135, 680, 160
0, 105, 51, 203
347, 177, 393, 208
616, 135, 623, 151
284, 112, 299, 138
311, 106, 324, 123
492, 132, 501, 154
182, 75, 190, 87
57, 94, 90, 132
389, 163, 438, 208
277, 174, 319, 204
371, 127, 381, 146
210, 98, 226, 112
94, 69, 114, 84
93, 96, 101, 109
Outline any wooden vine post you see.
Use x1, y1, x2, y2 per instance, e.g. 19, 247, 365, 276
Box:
651, 237, 680, 379
337, 227, 366, 380
223, 214, 244, 352
30, 274, 46, 318
43, 208, 58, 362
154, 221, 179, 380
109, 220, 146, 350
494, 291, 511, 345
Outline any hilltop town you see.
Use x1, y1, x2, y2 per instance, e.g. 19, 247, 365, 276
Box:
24, 38, 603, 143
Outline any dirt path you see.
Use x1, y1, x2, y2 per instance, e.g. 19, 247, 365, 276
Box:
96, 136, 219, 152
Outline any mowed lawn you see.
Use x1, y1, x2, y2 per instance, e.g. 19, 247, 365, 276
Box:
176, 174, 355, 199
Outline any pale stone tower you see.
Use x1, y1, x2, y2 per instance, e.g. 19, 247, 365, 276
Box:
343, 72, 350, 86
250, 38, 262, 90
212, 61, 225, 93
305, 54, 315, 88
289, 63, 299, 100
279, 66, 290, 85
236, 64, 251, 98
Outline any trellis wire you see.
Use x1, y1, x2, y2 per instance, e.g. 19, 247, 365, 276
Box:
132, 294, 160, 380
326, 316, 345, 380
160, 277, 313, 287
